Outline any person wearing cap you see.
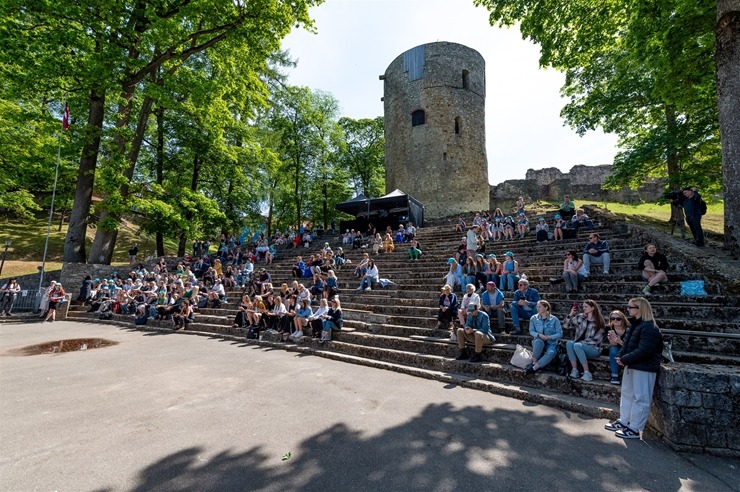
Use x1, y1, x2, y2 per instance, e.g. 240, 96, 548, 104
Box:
559, 195, 576, 220
525, 300, 563, 374
485, 254, 501, 287
436, 284, 458, 330
516, 212, 529, 239
43, 283, 65, 322
456, 283, 481, 339
455, 302, 494, 363
500, 252, 519, 292
510, 278, 540, 335
334, 247, 346, 269
535, 217, 549, 242
682, 187, 704, 247
503, 215, 516, 240
552, 214, 566, 241
443, 258, 462, 292
571, 208, 594, 232
481, 281, 505, 333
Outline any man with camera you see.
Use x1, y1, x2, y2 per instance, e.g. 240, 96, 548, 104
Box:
682, 187, 705, 247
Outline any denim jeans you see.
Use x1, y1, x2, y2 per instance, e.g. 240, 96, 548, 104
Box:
510, 303, 533, 329
609, 345, 621, 375
583, 253, 610, 274
359, 276, 377, 289
532, 338, 558, 367
565, 341, 601, 366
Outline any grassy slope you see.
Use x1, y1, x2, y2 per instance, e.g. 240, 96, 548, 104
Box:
0, 215, 179, 278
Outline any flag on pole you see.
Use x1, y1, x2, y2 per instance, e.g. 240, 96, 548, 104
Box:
62, 101, 70, 131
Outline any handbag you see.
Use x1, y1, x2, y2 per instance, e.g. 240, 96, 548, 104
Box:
510, 344, 532, 369
680, 280, 707, 296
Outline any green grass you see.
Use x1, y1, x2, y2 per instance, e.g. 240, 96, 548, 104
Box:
533, 200, 724, 235
0, 214, 179, 277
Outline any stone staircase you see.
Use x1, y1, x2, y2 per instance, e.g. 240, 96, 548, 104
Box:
66, 210, 740, 423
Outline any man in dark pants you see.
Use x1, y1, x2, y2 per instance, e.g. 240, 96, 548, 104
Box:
682, 187, 704, 247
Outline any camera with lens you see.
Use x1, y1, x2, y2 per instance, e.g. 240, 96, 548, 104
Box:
664, 189, 685, 206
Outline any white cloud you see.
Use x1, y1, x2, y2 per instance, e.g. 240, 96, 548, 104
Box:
281, 0, 620, 184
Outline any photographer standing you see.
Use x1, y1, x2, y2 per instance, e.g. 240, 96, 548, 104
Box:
682, 187, 705, 247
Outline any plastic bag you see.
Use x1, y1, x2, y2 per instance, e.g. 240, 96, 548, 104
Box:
510, 344, 532, 369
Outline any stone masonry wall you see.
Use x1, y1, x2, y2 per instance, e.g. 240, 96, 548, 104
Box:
651, 364, 740, 457
383, 42, 489, 218
490, 165, 665, 212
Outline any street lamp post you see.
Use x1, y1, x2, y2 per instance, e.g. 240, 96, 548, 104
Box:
0, 239, 11, 279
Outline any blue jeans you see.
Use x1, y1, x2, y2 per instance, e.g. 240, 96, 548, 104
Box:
360, 276, 377, 289
532, 338, 558, 367
487, 273, 500, 288
501, 273, 519, 291
510, 303, 533, 329
609, 345, 621, 376
566, 341, 601, 366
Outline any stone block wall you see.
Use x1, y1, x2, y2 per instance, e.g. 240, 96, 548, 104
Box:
490, 165, 666, 212
383, 42, 489, 218
59, 261, 157, 293
650, 364, 740, 457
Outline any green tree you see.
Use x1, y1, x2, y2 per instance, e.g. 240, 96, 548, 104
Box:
474, 0, 720, 192
339, 116, 385, 198
2, 0, 321, 264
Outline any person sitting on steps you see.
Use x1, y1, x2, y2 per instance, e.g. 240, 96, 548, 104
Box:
638, 243, 669, 296
525, 300, 563, 375
436, 284, 458, 330
582, 233, 610, 276
480, 280, 505, 334
510, 278, 540, 335
562, 299, 606, 382
454, 302, 494, 363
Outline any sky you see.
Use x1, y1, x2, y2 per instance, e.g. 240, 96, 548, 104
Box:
280, 0, 620, 186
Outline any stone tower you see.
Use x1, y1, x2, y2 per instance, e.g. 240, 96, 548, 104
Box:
381, 42, 488, 219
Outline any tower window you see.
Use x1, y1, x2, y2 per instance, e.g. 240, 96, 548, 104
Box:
462, 70, 469, 90
411, 110, 426, 127
455, 116, 462, 134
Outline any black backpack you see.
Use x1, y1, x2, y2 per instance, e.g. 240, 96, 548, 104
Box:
699, 198, 708, 216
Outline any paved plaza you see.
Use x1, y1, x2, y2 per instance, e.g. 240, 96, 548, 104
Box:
1, 321, 738, 491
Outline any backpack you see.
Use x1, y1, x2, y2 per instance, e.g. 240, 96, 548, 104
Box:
699, 198, 707, 216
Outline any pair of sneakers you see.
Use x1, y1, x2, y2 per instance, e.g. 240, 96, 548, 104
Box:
569, 369, 593, 381
604, 420, 640, 439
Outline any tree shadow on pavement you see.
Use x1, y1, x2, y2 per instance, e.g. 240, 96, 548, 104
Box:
128, 402, 733, 492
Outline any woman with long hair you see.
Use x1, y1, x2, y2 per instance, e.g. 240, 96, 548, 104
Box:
319, 297, 343, 342
606, 310, 630, 385
562, 299, 606, 381
604, 297, 663, 440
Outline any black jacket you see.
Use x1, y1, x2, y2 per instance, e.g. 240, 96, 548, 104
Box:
618, 318, 663, 373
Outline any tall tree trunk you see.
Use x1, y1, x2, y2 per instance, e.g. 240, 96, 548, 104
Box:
664, 105, 684, 228
155, 104, 165, 257
717, 1, 740, 257
88, 92, 153, 264
57, 208, 65, 232
63, 88, 105, 263
177, 152, 200, 257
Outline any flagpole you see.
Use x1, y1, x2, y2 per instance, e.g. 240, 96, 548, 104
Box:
39, 125, 63, 293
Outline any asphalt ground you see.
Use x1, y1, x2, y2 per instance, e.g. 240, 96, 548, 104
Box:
0, 321, 738, 492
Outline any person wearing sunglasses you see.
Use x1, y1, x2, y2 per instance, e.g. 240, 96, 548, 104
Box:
606, 311, 630, 385
605, 297, 663, 439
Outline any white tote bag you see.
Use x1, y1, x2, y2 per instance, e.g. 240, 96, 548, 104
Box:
510, 344, 532, 369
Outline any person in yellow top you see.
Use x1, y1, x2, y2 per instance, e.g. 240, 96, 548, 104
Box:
382, 233, 395, 253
